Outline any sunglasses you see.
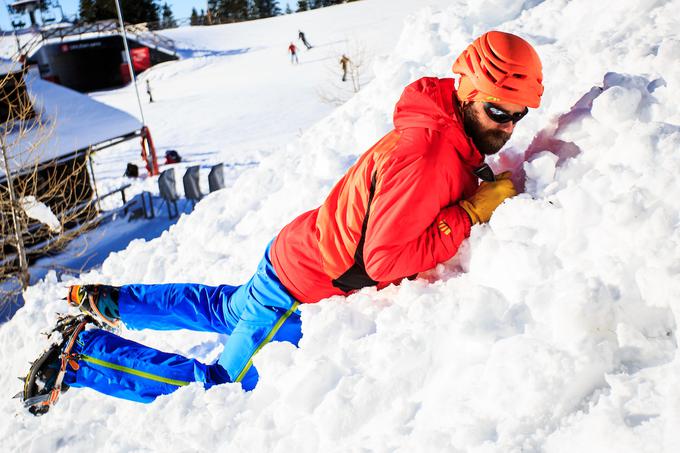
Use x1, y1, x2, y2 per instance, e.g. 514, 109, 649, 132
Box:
483, 102, 529, 124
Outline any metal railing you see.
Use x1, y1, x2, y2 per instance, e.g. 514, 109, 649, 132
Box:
39, 20, 177, 56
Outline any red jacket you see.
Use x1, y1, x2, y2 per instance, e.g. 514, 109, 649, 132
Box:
271, 77, 483, 303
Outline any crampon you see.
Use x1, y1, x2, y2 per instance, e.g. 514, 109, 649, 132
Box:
16, 314, 95, 416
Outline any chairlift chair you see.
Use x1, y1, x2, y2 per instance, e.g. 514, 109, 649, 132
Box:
182, 166, 202, 209
208, 163, 224, 193
158, 168, 180, 219
41, 11, 56, 24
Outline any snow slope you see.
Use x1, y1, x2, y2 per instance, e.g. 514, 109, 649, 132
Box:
86, 0, 453, 199
3, 0, 680, 451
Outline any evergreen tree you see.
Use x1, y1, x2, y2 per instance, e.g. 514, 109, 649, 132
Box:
234, 0, 250, 20
215, 0, 230, 22
315, 0, 344, 6
190, 7, 200, 25
256, 0, 281, 18
207, 0, 219, 15
296, 0, 309, 12
79, 0, 96, 22
78, 0, 160, 24
207, 0, 218, 23
134, 0, 161, 23
161, 2, 176, 28
190, 7, 208, 25
249, 1, 261, 19
217, 0, 249, 22
285, 4, 292, 14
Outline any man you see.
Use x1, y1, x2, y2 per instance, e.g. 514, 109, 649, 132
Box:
298, 30, 313, 50
146, 79, 153, 103
288, 42, 299, 64
20, 31, 543, 415
340, 54, 351, 82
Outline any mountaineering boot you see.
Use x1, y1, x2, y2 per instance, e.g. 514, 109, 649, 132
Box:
19, 314, 93, 415
67, 284, 121, 329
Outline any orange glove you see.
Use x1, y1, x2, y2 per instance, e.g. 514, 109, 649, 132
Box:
459, 171, 517, 224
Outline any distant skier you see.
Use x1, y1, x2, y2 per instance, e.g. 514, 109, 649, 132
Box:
340, 54, 351, 82
146, 79, 153, 103
20, 31, 544, 414
288, 42, 299, 64
298, 30, 312, 49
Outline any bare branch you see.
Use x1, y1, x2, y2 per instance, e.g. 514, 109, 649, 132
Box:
316, 37, 373, 106
1, 65, 98, 292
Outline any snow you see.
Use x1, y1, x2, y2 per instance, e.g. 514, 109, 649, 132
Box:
0, 56, 21, 74
19, 196, 60, 232
2, 0, 680, 451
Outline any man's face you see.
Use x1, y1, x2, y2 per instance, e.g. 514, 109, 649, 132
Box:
462, 100, 527, 156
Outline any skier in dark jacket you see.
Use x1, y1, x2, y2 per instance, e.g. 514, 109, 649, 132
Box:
20, 31, 544, 414
298, 30, 312, 49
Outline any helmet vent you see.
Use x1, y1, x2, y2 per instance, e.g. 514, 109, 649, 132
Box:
486, 58, 506, 76
484, 68, 498, 84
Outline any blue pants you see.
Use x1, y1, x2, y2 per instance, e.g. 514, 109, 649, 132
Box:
63, 244, 302, 403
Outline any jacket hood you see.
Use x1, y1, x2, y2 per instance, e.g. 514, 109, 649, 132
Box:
393, 77, 482, 167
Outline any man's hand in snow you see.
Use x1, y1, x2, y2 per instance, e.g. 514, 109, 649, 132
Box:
459, 171, 517, 224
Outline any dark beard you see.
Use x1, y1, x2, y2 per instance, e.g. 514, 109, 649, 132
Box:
462, 103, 511, 155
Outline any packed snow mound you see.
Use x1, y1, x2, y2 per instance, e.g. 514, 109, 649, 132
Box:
3, 0, 680, 451
19, 196, 61, 232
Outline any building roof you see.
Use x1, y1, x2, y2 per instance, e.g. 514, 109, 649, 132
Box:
1, 69, 143, 178
0, 58, 20, 75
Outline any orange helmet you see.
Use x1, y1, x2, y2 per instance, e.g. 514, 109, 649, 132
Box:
452, 31, 544, 108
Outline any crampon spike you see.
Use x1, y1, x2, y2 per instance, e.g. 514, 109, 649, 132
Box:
19, 314, 92, 416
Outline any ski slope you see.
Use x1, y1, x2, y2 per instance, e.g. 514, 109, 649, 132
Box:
3, 0, 680, 451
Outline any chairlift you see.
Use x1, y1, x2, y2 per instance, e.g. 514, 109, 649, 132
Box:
41, 11, 56, 24
40, 0, 65, 24
8, 3, 27, 28
158, 168, 180, 219
208, 163, 224, 193
8, 0, 41, 14
8, 0, 41, 27
182, 166, 202, 208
